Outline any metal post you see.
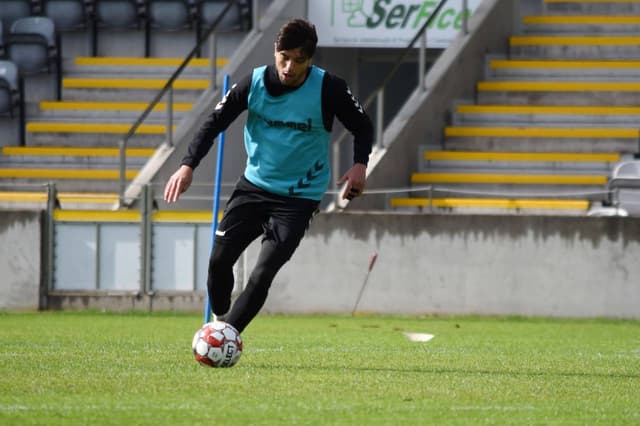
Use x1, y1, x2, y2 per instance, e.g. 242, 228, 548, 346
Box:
252, 0, 259, 31
118, 139, 126, 207
462, 0, 469, 35
166, 86, 174, 146
44, 182, 57, 299
419, 28, 427, 91
332, 139, 341, 205
376, 90, 384, 148
140, 184, 153, 298
209, 31, 217, 90
428, 185, 434, 213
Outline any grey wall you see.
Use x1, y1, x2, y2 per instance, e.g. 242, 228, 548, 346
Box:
18, 210, 638, 319
267, 213, 640, 319
0, 211, 42, 310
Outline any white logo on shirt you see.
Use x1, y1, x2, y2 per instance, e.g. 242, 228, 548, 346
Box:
214, 83, 236, 110
346, 87, 364, 114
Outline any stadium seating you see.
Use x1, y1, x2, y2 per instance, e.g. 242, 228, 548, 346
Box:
390, 0, 640, 215
148, 0, 195, 31
7, 16, 59, 73
42, 0, 91, 32
0, 0, 34, 38
5, 16, 62, 99
92, 0, 146, 55
195, 0, 248, 33
0, 60, 22, 117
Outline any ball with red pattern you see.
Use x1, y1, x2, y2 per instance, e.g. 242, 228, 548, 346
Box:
192, 321, 243, 368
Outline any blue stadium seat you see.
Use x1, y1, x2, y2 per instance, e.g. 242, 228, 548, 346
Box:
195, 0, 248, 33
0, 0, 34, 38
7, 16, 62, 99
0, 60, 20, 115
194, 0, 249, 57
0, 59, 26, 145
148, 0, 195, 31
92, 0, 146, 56
42, 0, 91, 32
94, 0, 144, 29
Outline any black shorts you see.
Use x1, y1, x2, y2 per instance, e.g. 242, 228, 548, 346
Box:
214, 176, 320, 258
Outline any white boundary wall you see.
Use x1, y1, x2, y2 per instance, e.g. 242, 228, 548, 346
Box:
2, 210, 639, 319
0, 211, 42, 310
265, 213, 640, 319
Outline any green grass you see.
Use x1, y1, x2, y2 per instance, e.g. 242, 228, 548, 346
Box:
1, 312, 639, 425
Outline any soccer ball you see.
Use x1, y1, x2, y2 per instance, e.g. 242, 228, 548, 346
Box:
192, 321, 243, 368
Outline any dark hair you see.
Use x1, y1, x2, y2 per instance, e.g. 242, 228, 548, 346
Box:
275, 19, 318, 58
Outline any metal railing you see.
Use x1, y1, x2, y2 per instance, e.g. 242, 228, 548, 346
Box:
331, 0, 471, 204
117, 0, 241, 207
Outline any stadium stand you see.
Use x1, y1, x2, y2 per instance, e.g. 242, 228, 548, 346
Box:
5, 16, 62, 99
0, 59, 25, 146
607, 160, 640, 215
92, 0, 146, 55
196, 0, 247, 30
148, 0, 195, 32
390, 0, 640, 215
0, 0, 35, 38
0, 0, 248, 209
42, 0, 92, 32
0, 60, 21, 117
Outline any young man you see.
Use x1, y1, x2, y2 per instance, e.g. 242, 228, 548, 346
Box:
164, 19, 373, 333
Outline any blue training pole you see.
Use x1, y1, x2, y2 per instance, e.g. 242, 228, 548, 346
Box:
204, 74, 230, 324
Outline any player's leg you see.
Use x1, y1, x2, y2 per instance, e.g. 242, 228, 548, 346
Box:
207, 200, 263, 318
226, 202, 319, 332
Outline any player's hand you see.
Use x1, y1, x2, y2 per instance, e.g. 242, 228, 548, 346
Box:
337, 163, 367, 200
164, 165, 193, 203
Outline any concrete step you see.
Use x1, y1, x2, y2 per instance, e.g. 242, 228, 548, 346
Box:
476, 80, 640, 105
0, 167, 138, 180
37, 100, 193, 120
0, 190, 119, 210
522, 15, 640, 33
389, 196, 591, 215
64, 56, 226, 76
61, 77, 208, 102
25, 121, 172, 146
443, 126, 640, 152
543, 0, 640, 15
487, 58, 640, 80
408, 172, 609, 201
0, 168, 138, 193
453, 104, 640, 125
1, 146, 154, 167
411, 171, 608, 185
509, 35, 640, 59
421, 150, 620, 173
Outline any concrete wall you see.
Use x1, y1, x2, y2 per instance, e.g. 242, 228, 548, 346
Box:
267, 213, 640, 319
36, 211, 640, 319
0, 211, 42, 310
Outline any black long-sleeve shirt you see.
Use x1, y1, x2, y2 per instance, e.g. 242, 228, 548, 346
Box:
181, 65, 374, 170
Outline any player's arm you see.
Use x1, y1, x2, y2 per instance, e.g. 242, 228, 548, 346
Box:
164, 75, 251, 203
322, 73, 374, 200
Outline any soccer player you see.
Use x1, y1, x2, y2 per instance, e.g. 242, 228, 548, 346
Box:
163, 18, 373, 333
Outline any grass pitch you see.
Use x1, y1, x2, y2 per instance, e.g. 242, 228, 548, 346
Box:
1, 312, 639, 425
